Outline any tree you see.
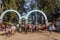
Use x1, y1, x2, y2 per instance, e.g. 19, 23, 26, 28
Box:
2, 0, 60, 23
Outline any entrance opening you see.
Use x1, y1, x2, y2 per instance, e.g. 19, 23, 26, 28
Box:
2, 12, 19, 24
28, 12, 45, 25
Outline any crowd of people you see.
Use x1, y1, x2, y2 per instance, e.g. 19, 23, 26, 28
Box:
0, 22, 56, 36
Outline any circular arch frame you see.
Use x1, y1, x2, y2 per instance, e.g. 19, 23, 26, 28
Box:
0, 10, 21, 19
26, 10, 48, 24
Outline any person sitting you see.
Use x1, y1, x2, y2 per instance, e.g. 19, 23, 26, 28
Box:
48, 23, 56, 34
5, 24, 16, 36
38, 24, 42, 32
29, 24, 32, 32
24, 24, 29, 33
35, 25, 39, 32
11, 24, 16, 34
2, 23, 7, 31
21, 25, 25, 32
32, 24, 36, 32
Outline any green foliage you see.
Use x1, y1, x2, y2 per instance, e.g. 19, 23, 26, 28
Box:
3, 0, 60, 13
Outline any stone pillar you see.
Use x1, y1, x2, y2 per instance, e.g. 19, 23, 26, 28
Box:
25, 19, 28, 24
19, 20, 21, 25
0, 19, 2, 24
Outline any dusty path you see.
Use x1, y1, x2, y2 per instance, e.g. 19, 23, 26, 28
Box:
0, 32, 60, 40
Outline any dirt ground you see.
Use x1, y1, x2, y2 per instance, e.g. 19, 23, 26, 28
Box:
0, 31, 60, 40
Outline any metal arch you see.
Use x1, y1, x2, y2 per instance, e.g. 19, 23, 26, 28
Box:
20, 16, 27, 19
26, 10, 48, 24
0, 9, 48, 24
0, 10, 21, 19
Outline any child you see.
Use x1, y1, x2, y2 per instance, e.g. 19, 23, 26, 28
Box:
5, 24, 16, 36
48, 23, 54, 35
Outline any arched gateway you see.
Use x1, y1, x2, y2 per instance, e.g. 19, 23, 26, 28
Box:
0, 10, 21, 24
26, 10, 48, 24
0, 9, 48, 25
